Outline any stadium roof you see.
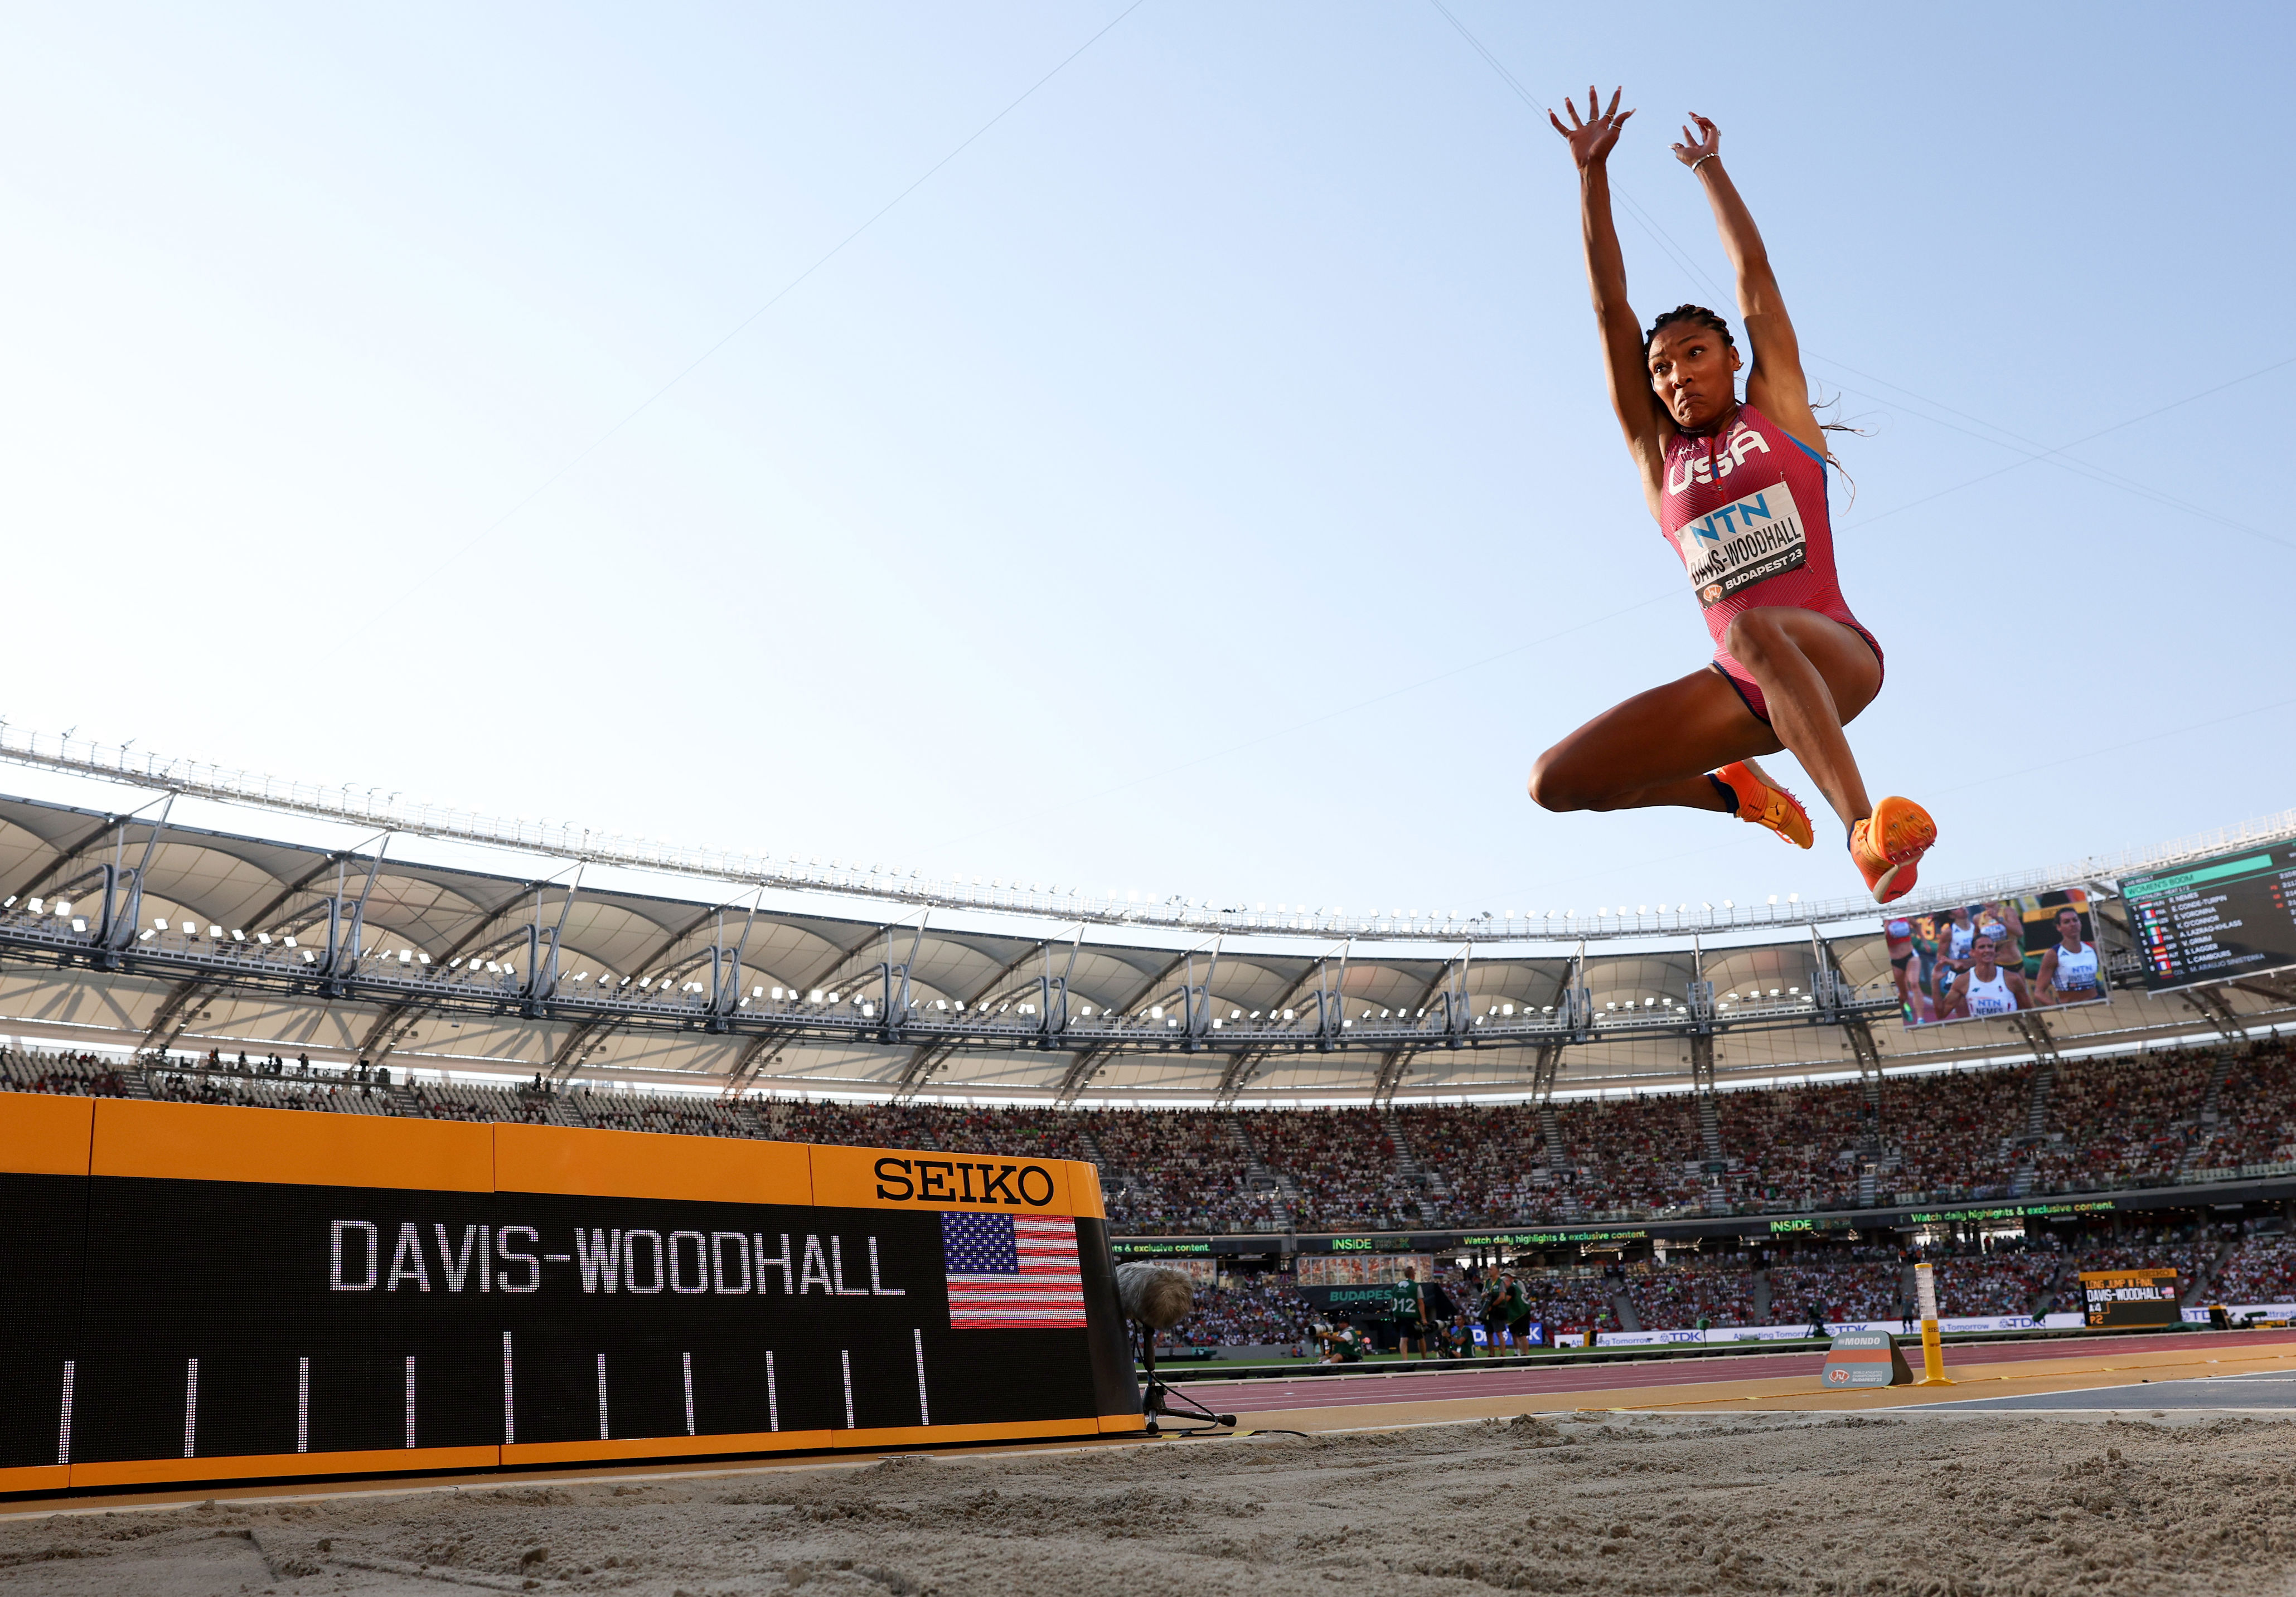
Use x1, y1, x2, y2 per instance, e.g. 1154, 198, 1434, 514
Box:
3, 725, 2292, 946
0, 780, 2285, 1105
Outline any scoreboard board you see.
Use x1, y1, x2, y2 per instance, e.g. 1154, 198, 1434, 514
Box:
2120, 843, 2296, 991
0, 1095, 1140, 1496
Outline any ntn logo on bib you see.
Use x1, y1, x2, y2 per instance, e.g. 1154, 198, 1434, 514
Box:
1672, 480, 1806, 609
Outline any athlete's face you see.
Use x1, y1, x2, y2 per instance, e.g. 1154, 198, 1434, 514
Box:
1647, 324, 1742, 429
1973, 936, 1998, 975
2058, 909, 2082, 945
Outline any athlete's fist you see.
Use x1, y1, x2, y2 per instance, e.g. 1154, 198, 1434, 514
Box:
1670, 113, 1721, 169
1548, 86, 1633, 168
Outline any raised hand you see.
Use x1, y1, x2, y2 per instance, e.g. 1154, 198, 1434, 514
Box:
1670, 113, 1720, 169
1548, 85, 1633, 169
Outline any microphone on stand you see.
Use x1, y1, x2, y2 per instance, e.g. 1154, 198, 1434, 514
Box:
1116, 1262, 1237, 1433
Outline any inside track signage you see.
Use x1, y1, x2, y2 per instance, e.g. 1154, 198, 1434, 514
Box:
0, 1097, 1138, 1495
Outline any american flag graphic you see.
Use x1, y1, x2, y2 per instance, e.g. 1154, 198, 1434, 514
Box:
941, 1212, 1086, 1329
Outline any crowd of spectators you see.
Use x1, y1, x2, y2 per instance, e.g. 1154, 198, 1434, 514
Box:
2028, 1049, 2218, 1192
408, 1080, 554, 1125
1088, 1110, 1283, 1234
1167, 1275, 1320, 1350
0, 1047, 131, 1098
2211, 1236, 2296, 1304
1931, 1251, 2060, 1317
1244, 1109, 1422, 1231
1713, 1080, 1870, 1210
1394, 1103, 1556, 1225
8, 1036, 2295, 1236
2198, 1042, 2296, 1171
1885, 1065, 2033, 1201
1628, 1256, 1759, 1329
781, 1100, 1096, 1163
1767, 1258, 1905, 1323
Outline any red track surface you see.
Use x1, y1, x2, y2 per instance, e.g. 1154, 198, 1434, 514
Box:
1174, 1328, 2296, 1415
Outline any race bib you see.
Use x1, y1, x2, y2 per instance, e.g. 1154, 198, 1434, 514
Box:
1673, 480, 1806, 608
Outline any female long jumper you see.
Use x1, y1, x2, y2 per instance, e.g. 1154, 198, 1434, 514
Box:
1528, 90, 1935, 904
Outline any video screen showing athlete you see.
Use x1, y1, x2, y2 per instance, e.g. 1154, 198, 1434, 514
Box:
1899, 890, 2104, 1026
1532, 90, 1936, 903
1938, 934, 2030, 1021
2034, 904, 2103, 1007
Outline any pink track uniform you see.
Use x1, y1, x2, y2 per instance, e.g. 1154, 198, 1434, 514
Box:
1659, 402, 1882, 723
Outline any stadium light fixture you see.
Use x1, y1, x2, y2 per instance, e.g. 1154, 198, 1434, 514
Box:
284, 936, 298, 949
26, 898, 41, 914
153, 916, 167, 930
70, 917, 85, 932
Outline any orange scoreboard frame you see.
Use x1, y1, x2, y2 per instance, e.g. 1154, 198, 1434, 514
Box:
0, 1093, 1142, 1496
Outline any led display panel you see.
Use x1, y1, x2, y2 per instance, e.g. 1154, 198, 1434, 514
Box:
2120, 843, 2296, 991
1886, 889, 2108, 1028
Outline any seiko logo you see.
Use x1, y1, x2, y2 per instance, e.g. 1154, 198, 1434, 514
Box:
873, 1157, 1056, 1207
1666, 426, 1769, 494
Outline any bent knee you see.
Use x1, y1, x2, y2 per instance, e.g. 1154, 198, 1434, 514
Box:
1528, 753, 1604, 813
1721, 608, 1790, 669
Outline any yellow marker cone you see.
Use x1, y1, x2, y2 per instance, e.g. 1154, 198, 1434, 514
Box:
1912, 1261, 1954, 1386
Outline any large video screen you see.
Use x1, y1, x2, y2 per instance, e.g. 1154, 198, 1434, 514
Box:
2121, 843, 2296, 991
1886, 889, 2108, 1027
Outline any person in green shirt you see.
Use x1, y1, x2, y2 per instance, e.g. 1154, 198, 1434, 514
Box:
1389, 1268, 1431, 1357
1504, 1276, 1534, 1348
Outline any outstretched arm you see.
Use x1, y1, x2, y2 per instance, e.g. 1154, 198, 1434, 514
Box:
1551, 86, 1669, 516
1670, 115, 1825, 458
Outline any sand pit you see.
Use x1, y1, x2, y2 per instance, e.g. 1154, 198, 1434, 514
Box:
6, 1412, 2296, 1595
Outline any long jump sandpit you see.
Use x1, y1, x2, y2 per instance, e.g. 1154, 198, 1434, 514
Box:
6, 1331, 2296, 1595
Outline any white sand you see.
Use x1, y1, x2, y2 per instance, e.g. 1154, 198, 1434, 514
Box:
6, 1412, 2296, 1595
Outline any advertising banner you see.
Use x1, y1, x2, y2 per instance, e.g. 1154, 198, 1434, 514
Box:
1596, 1313, 2084, 1348
0, 1095, 1139, 1496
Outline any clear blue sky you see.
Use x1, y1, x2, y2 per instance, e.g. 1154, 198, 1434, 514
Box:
0, 2, 2288, 918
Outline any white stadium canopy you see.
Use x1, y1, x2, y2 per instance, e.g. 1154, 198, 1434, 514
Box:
0, 728, 2288, 1104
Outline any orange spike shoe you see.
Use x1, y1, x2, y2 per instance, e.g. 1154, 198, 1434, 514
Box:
1851, 796, 1937, 905
1715, 758, 1813, 850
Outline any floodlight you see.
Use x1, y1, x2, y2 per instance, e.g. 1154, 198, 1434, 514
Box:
208, 925, 223, 939
182, 921, 196, 935
153, 916, 168, 930
284, 936, 298, 949
810, 989, 824, 1002
70, 918, 85, 933
231, 929, 245, 942
55, 900, 71, 917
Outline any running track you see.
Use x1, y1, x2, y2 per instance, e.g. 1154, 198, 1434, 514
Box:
1173, 1328, 2296, 1415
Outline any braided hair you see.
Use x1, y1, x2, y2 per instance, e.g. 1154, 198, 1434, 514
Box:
1641, 303, 1734, 361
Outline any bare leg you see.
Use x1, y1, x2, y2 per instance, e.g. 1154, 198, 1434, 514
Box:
1528, 606, 1882, 831
1721, 607, 1882, 833
1528, 666, 1783, 813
